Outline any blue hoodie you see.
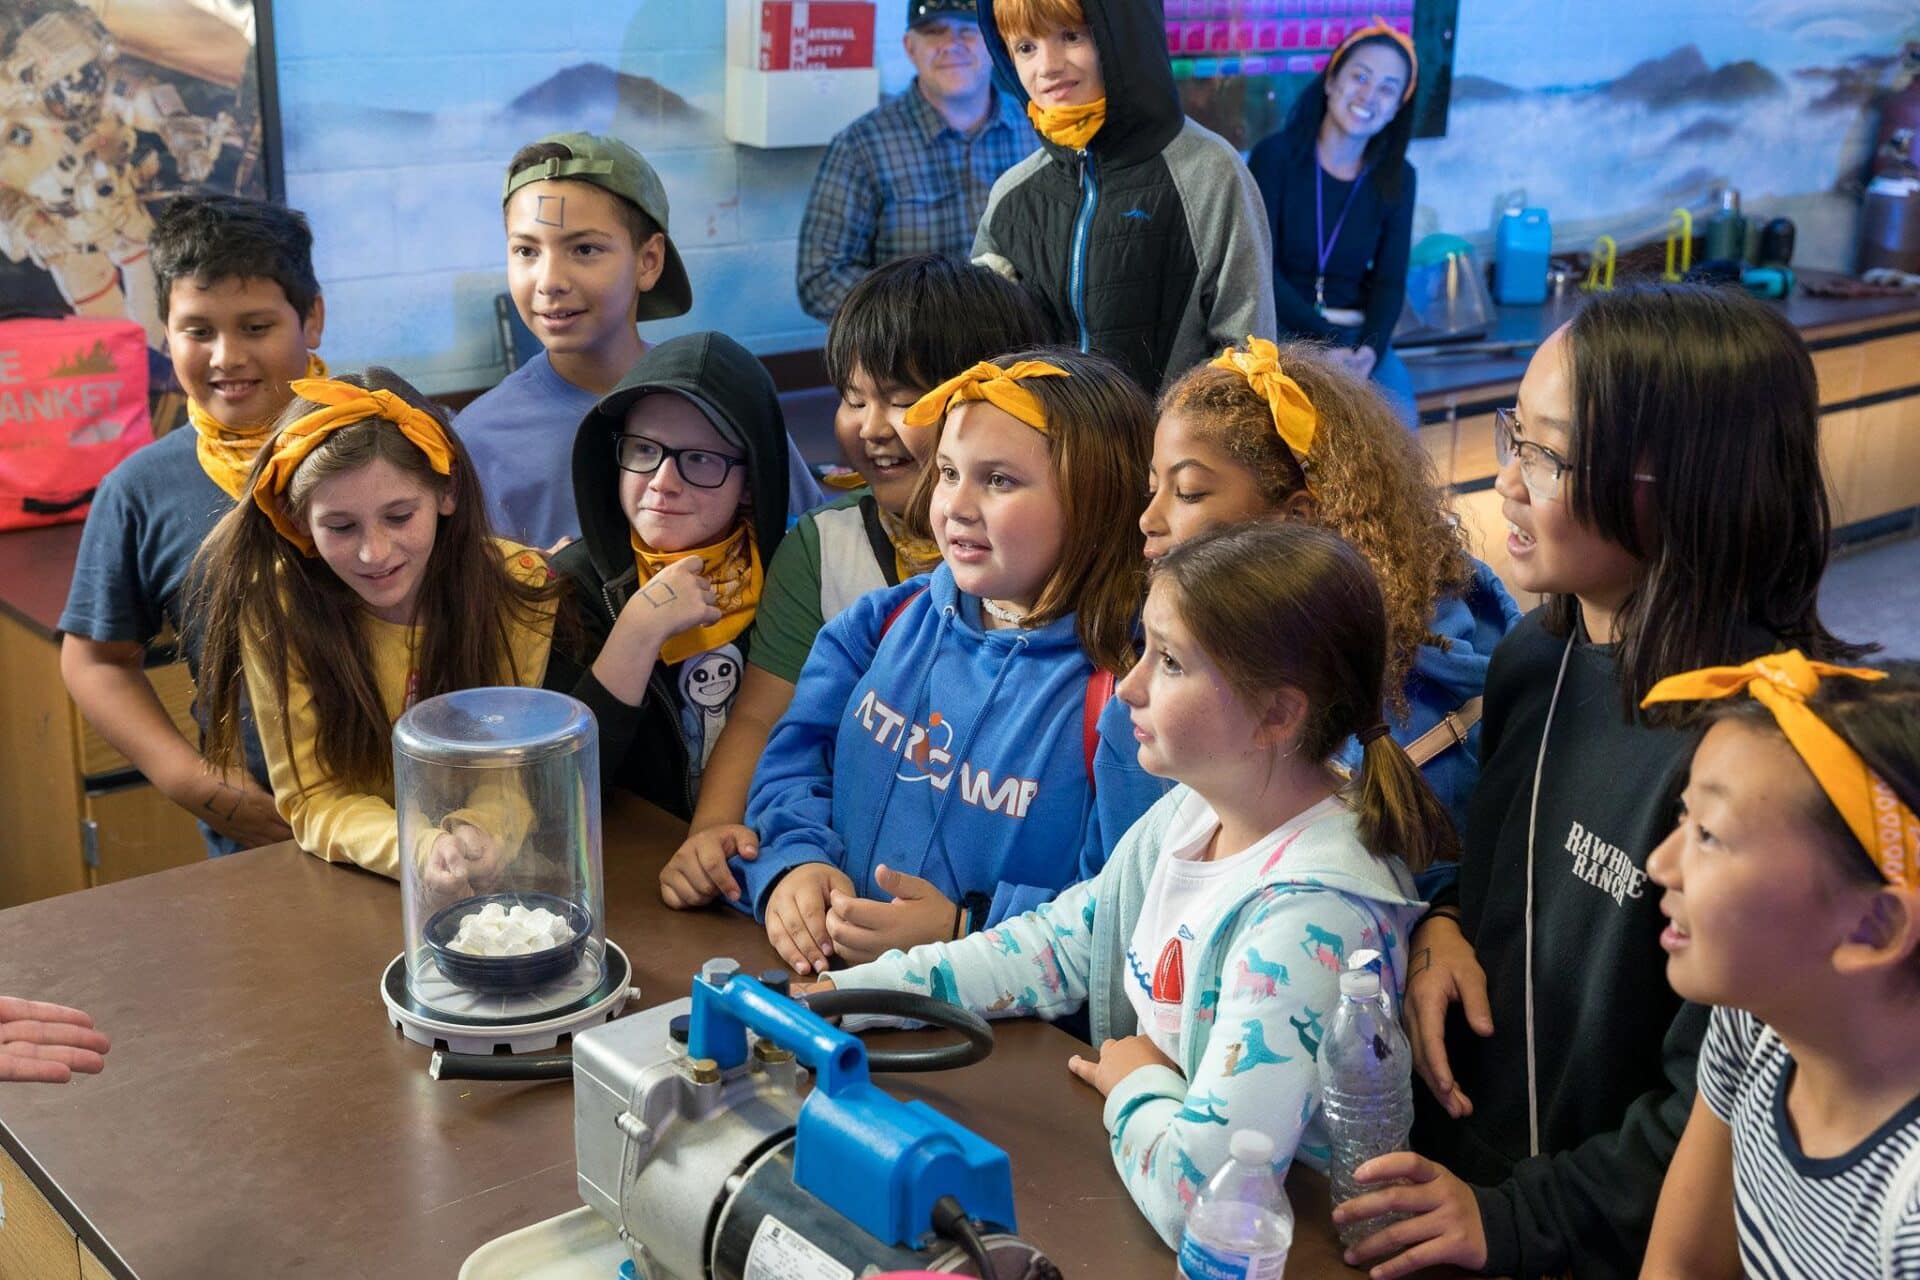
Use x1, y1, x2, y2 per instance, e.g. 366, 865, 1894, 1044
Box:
739, 563, 1102, 928
1081, 558, 1521, 884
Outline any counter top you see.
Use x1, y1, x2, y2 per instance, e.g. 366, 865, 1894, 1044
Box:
0, 794, 1400, 1280
0, 520, 82, 640
1404, 270, 1920, 407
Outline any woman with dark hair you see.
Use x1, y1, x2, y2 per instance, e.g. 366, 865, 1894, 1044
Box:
1332, 284, 1870, 1280
1246, 20, 1419, 422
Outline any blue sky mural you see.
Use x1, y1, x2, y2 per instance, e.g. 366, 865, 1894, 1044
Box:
271, 0, 1920, 391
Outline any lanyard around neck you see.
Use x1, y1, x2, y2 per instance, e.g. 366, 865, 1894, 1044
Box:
1314, 160, 1370, 313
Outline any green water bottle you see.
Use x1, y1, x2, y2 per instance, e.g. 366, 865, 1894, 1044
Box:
1705, 187, 1749, 264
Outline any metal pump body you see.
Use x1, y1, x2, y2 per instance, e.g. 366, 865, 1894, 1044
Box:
573, 958, 1043, 1280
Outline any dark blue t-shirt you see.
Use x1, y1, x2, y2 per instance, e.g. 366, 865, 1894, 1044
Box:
57, 427, 271, 792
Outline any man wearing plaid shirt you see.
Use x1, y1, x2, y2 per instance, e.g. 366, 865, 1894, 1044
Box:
795, 0, 1038, 322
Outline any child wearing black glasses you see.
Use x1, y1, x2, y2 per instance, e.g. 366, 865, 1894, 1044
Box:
1336, 284, 1868, 1280
551, 332, 796, 818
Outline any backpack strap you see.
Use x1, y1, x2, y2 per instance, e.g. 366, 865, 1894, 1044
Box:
881, 588, 1110, 787
1404, 696, 1484, 767
1083, 668, 1115, 785
879, 587, 925, 639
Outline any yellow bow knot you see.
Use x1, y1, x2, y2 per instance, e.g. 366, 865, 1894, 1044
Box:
1211, 337, 1318, 472
1643, 651, 1916, 889
903, 360, 1070, 435
252, 378, 456, 556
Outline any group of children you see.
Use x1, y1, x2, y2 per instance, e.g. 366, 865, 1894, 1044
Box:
30, 2, 1920, 1277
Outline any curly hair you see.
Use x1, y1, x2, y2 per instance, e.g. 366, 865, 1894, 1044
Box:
1159, 341, 1470, 717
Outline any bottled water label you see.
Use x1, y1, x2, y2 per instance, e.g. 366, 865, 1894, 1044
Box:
1176, 1234, 1287, 1280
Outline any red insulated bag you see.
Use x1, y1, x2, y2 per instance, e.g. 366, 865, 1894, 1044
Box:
0, 315, 153, 531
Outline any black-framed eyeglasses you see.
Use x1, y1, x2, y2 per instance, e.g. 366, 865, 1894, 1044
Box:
613, 434, 745, 489
1493, 407, 1655, 502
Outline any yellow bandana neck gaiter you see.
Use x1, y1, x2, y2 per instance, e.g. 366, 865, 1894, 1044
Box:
191, 352, 329, 499
1027, 97, 1107, 150
630, 521, 763, 667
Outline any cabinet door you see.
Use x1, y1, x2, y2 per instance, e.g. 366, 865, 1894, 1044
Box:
0, 1144, 83, 1280
0, 614, 87, 907
85, 782, 208, 887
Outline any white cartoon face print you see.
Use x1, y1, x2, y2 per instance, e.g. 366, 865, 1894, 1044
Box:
682, 648, 740, 710
679, 643, 743, 775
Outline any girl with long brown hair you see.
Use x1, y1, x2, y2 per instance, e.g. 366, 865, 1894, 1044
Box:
195, 369, 709, 889
735, 349, 1153, 975
802, 521, 1449, 1245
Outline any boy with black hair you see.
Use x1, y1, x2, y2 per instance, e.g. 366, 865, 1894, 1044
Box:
460, 132, 820, 550
59, 193, 325, 855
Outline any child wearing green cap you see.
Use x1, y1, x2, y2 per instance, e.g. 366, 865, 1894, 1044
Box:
459, 132, 820, 550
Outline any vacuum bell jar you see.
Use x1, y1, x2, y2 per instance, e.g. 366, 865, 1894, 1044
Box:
387, 688, 621, 1051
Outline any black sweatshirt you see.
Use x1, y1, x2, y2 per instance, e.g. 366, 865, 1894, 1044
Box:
1245, 129, 1414, 360
1419, 610, 1731, 1279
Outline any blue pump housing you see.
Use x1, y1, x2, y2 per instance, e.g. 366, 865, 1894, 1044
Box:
688, 970, 1017, 1248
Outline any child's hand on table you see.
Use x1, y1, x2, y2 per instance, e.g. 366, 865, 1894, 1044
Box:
824, 863, 958, 965
764, 862, 854, 975
1067, 1034, 1178, 1097
661, 823, 759, 908
189, 768, 292, 849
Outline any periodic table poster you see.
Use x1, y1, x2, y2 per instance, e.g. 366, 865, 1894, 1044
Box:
1164, 0, 1457, 151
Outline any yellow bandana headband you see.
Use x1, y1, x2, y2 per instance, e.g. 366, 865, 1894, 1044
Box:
252, 378, 456, 555
1027, 97, 1107, 150
1211, 337, 1318, 476
1642, 650, 1920, 890
903, 360, 1069, 435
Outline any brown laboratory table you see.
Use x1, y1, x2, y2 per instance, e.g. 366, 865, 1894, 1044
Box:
0, 793, 1395, 1280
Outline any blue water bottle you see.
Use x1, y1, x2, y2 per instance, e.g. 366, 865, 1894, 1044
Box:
1494, 206, 1552, 305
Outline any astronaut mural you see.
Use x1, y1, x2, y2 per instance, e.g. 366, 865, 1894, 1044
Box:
0, 0, 273, 349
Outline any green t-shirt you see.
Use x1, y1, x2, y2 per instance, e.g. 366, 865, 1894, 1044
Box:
747, 488, 905, 683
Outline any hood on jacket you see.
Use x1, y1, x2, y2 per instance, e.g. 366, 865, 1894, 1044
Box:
976, 0, 1183, 168
569, 331, 793, 589
1411, 558, 1523, 704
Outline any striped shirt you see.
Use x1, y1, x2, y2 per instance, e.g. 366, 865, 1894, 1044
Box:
1698, 1004, 1920, 1279
794, 78, 1036, 322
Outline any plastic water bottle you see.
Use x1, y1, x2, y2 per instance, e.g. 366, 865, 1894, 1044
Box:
1322, 963, 1415, 1248
1176, 1129, 1294, 1280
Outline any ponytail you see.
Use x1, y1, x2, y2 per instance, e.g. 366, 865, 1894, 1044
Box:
1354, 731, 1456, 873
1155, 522, 1455, 872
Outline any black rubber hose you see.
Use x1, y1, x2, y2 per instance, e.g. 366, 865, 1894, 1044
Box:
427, 989, 992, 1082
430, 1049, 573, 1081
931, 1195, 997, 1278
799, 988, 994, 1072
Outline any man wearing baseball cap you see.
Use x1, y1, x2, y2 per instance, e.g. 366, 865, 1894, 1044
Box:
461, 132, 818, 549
795, 0, 1037, 322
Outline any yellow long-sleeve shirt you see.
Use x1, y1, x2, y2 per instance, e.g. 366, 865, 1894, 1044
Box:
243, 540, 557, 878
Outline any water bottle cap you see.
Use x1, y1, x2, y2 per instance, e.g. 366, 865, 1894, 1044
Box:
1229, 1129, 1276, 1165
1340, 968, 1382, 998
